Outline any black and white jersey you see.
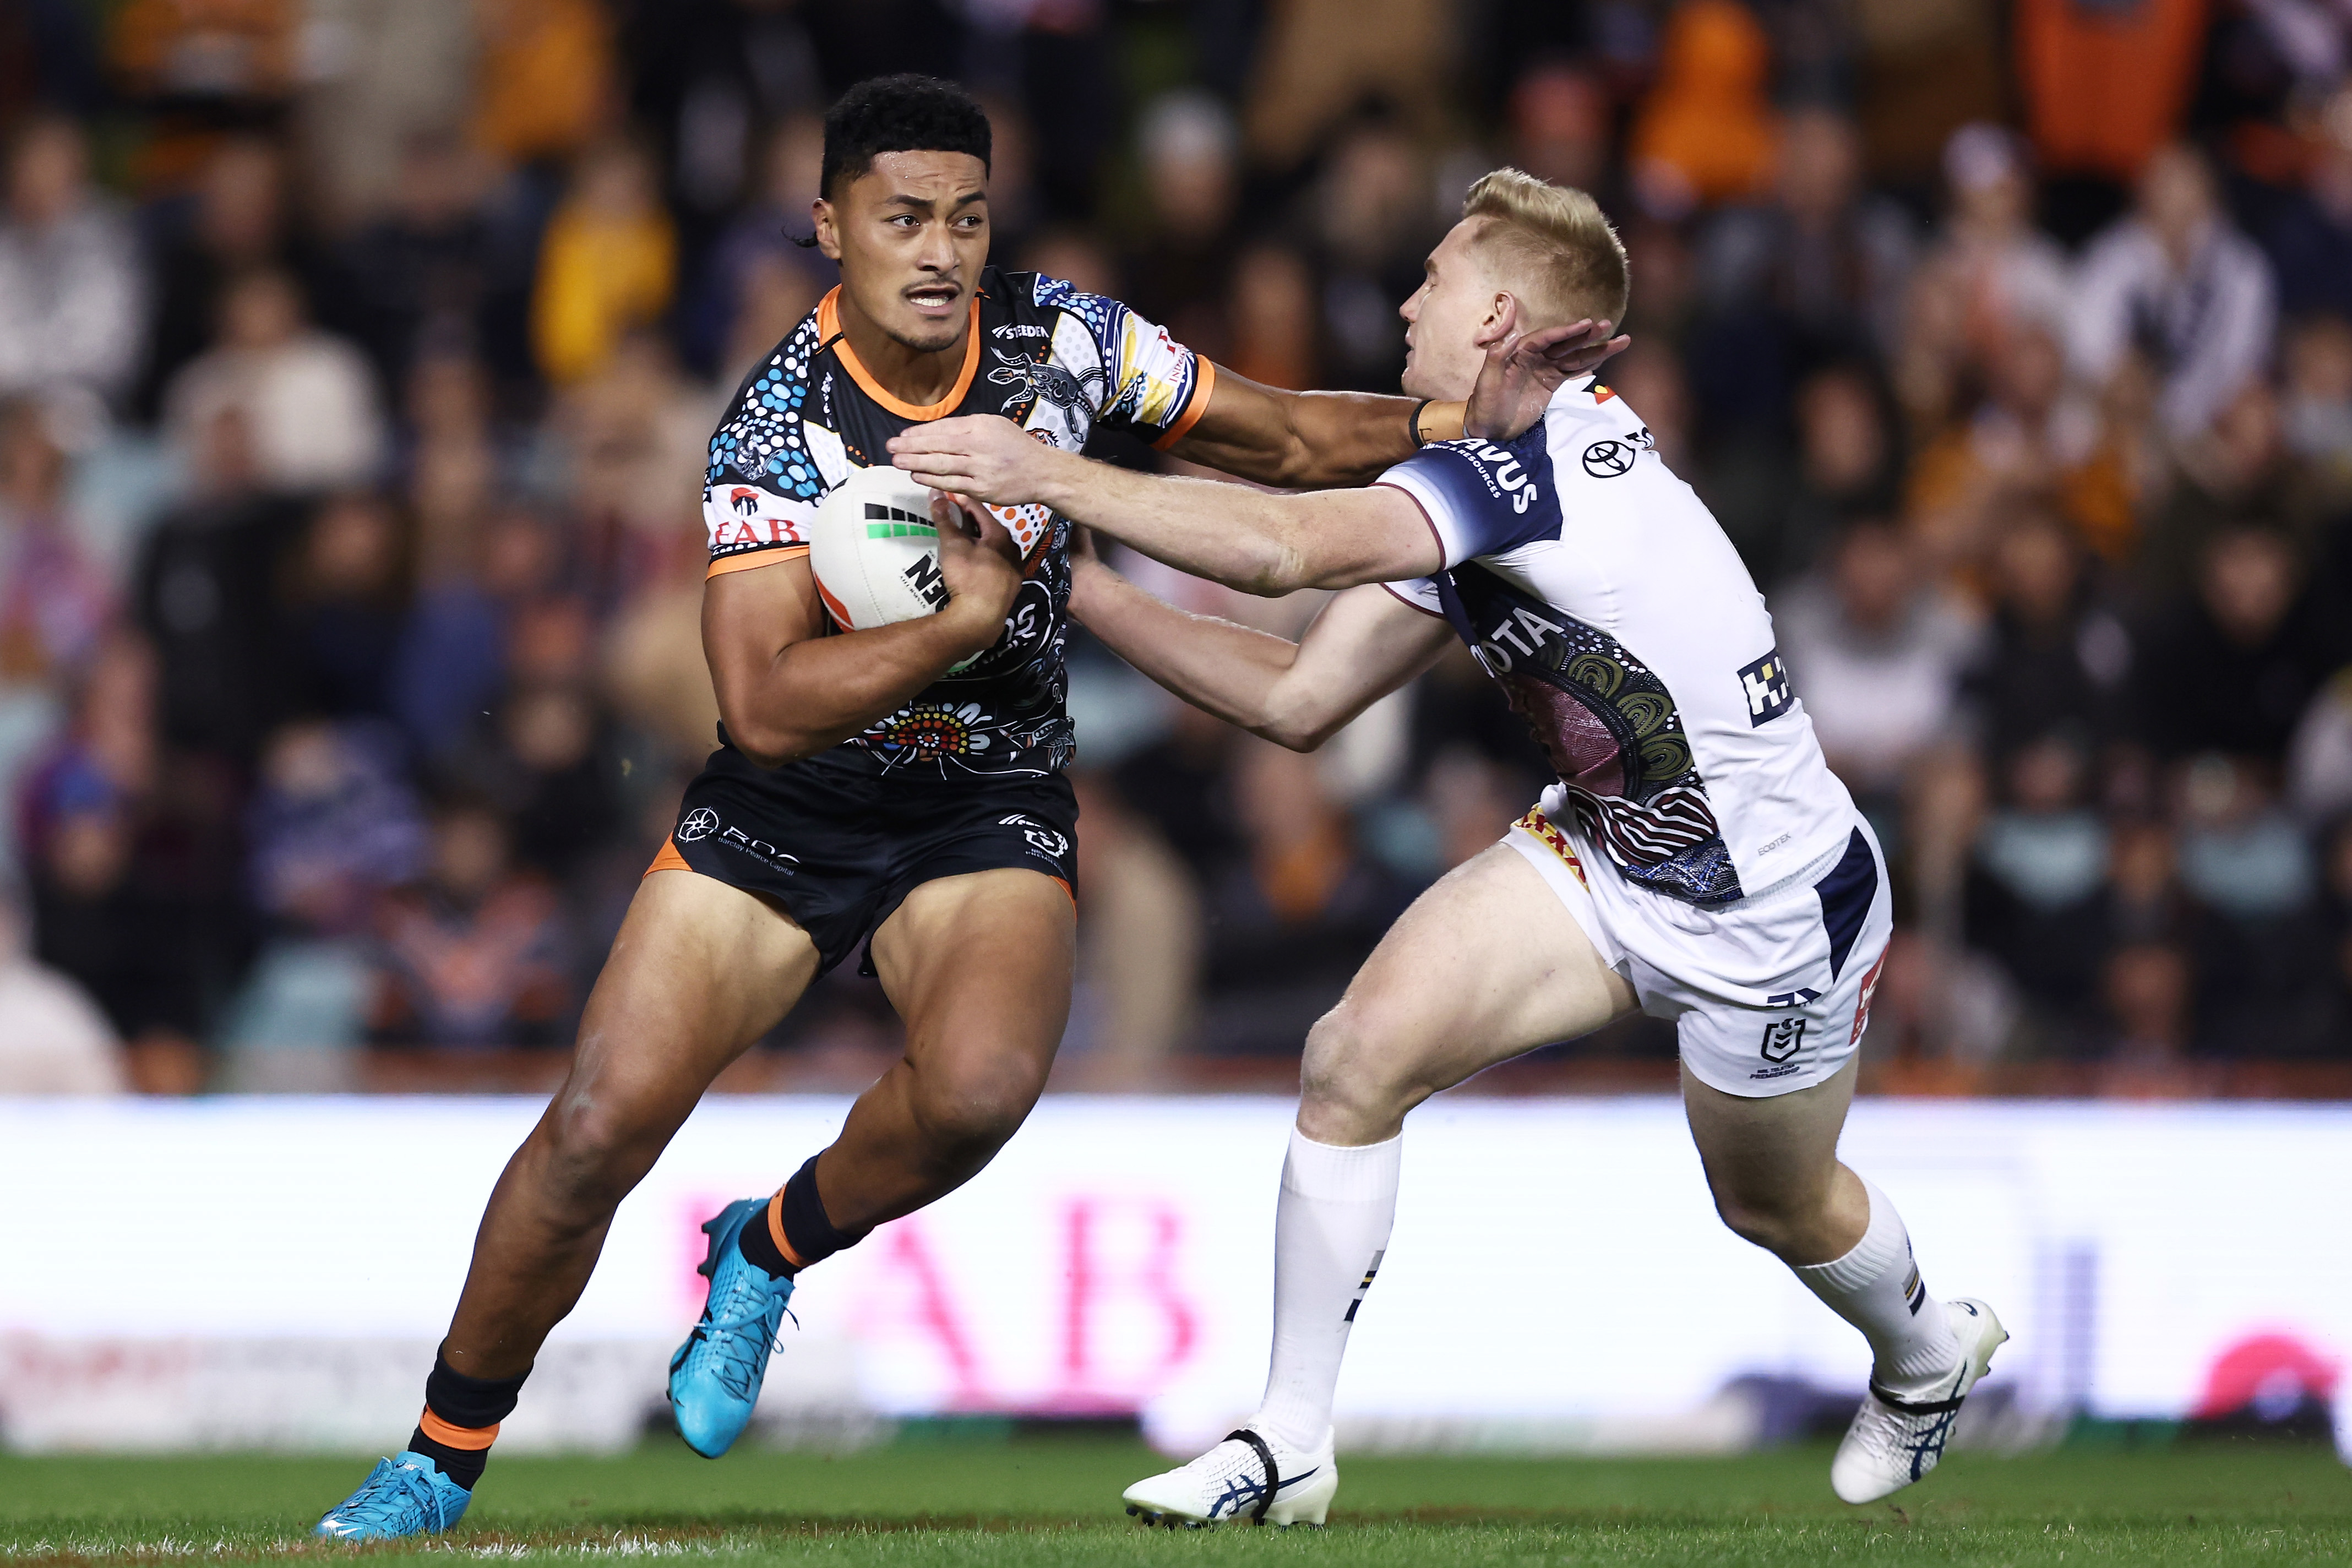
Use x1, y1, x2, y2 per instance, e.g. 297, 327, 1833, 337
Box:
1381, 378, 1854, 906
701, 266, 1213, 778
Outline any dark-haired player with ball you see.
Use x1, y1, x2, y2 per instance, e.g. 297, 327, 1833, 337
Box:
313, 75, 1620, 1538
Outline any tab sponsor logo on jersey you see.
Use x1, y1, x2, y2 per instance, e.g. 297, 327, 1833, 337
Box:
704, 484, 815, 553
1738, 648, 1793, 726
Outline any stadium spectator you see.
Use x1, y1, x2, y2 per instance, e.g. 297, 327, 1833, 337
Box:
368, 794, 572, 1048
1311, 117, 1432, 393
1689, 106, 1918, 440
0, 117, 145, 411
1626, 0, 1777, 216
1193, 738, 1415, 1057
1121, 90, 1240, 343
531, 139, 677, 387
1964, 734, 2111, 1046
246, 717, 428, 937
469, 0, 617, 170
1777, 519, 1980, 809
2256, 85, 2352, 324
280, 491, 415, 722
0, 399, 115, 696
2130, 525, 2332, 770
335, 135, 513, 404
163, 268, 388, 494
1955, 511, 2132, 765
688, 116, 833, 380
2070, 145, 2277, 443
18, 634, 246, 1071
0, 879, 125, 1093
137, 137, 300, 420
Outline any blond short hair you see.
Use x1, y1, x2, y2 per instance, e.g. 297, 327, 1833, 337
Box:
1461, 168, 1630, 329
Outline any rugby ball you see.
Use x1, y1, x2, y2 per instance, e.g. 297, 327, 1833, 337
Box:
809, 464, 956, 633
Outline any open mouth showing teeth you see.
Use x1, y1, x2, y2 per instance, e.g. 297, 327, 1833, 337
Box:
907, 287, 959, 311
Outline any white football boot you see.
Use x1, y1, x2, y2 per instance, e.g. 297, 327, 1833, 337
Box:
1831, 1297, 2009, 1505
1123, 1427, 1337, 1527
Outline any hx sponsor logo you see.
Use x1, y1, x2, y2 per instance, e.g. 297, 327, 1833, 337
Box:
1738, 649, 1793, 726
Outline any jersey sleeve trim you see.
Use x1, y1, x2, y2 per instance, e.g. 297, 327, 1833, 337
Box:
1372, 480, 1452, 569
1381, 579, 1447, 618
815, 287, 982, 421
1147, 356, 1218, 451
706, 546, 808, 579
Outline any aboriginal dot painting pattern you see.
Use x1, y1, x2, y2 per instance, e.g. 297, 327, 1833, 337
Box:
709, 313, 829, 503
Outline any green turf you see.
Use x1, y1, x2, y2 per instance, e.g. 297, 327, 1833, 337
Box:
2, 1436, 2347, 1566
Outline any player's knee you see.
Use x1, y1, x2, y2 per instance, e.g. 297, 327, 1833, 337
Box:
1299, 1004, 1424, 1137
907, 1049, 1047, 1157
542, 1085, 665, 1210
1706, 1179, 1806, 1256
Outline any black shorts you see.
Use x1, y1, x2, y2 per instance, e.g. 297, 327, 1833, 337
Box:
655, 740, 1079, 975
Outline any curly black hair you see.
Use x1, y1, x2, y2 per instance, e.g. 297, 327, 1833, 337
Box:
820, 74, 992, 199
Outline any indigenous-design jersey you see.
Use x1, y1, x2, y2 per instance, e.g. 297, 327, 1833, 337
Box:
700, 266, 1213, 777
1380, 378, 1853, 906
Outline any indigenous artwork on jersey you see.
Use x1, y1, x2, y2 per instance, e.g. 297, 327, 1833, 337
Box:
697, 269, 1210, 778
1440, 560, 1739, 906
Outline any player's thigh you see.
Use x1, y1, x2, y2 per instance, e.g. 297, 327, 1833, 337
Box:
868, 867, 1077, 1112
551, 868, 821, 1154
1309, 841, 1639, 1106
1680, 1054, 1858, 1213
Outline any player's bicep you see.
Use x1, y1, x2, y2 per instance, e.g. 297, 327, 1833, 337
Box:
1283, 486, 1447, 589
701, 552, 826, 714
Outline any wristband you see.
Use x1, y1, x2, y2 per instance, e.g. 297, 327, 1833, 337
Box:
1410, 399, 1434, 448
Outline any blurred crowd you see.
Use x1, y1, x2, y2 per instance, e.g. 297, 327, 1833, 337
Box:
3, 0, 2352, 1096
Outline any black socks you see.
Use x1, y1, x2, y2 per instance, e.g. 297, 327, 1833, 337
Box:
408, 1351, 528, 1490
736, 1155, 871, 1278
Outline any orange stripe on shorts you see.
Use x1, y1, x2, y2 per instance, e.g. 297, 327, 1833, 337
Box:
644, 837, 691, 877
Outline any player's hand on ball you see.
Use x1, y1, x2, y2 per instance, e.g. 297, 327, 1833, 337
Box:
932, 492, 1024, 652
889, 415, 1058, 504
1464, 305, 1629, 441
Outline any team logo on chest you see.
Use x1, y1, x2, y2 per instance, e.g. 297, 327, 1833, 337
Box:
988, 349, 1106, 432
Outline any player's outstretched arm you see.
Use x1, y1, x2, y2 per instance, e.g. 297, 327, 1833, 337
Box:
1069, 552, 1452, 750
1164, 318, 1626, 489
703, 499, 1022, 767
890, 418, 1441, 594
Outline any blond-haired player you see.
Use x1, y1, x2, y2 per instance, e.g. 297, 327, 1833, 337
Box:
891, 169, 2006, 1523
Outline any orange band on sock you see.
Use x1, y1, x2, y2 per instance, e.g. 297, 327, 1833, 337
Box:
418, 1408, 500, 1450
766, 1188, 809, 1271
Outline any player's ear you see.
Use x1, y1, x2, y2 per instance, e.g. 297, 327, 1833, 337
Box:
1477, 291, 1518, 347
812, 198, 843, 262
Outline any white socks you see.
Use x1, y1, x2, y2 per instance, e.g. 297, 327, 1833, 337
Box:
1252, 1126, 1402, 1452
1793, 1178, 1961, 1393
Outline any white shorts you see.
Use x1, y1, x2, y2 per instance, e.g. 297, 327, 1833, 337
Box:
1502, 791, 1891, 1098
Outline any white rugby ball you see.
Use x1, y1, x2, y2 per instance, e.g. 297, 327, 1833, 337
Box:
809, 464, 956, 633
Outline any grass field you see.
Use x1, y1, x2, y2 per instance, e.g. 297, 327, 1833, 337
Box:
3, 1435, 2348, 1567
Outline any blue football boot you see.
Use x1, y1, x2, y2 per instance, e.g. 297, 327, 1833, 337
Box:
313, 1451, 472, 1539
667, 1196, 794, 1458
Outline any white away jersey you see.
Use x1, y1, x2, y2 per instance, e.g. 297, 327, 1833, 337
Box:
1381, 378, 1853, 905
